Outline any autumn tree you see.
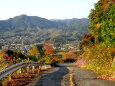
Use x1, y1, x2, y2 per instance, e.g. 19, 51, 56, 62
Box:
79, 0, 115, 76
81, 33, 95, 46
63, 52, 77, 60
88, 0, 115, 45
28, 45, 44, 61
28, 45, 39, 57
37, 44, 55, 63
44, 44, 55, 56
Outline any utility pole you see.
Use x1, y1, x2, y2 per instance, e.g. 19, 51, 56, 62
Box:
20, 37, 24, 52
22, 38, 24, 52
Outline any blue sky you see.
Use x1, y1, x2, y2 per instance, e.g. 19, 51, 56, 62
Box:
0, 0, 99, 20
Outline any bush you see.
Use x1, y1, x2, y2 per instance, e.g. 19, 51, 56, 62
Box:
50, 60, 58, 67
79, 43, 114, 77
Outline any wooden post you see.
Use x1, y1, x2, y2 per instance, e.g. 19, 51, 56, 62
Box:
38, 66, 40, 74
39, 66, 41, 70
32, 66, 35, 70
32, 65, 35, 73
45, 65, 47, 69
27, 66, 29, 72
19, 68, 22, 73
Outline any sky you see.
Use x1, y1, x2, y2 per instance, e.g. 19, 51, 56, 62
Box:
0, 0, 99, 20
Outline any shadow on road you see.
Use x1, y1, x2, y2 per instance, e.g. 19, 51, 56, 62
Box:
35, 65, 69, 86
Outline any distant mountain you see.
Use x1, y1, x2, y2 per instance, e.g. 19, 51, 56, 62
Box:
53, 18, 90, 33
0, 15, 58, 32
0, 15, 90, 45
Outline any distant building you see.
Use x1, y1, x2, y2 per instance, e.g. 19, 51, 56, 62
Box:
2, 44, 31, 54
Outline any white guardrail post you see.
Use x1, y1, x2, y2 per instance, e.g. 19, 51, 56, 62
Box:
0, 62, 51, 81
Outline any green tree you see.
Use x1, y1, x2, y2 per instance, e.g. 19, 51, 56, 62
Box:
88, 0, 115, 45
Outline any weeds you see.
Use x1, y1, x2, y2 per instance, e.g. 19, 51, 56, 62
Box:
78, 43, 115, 77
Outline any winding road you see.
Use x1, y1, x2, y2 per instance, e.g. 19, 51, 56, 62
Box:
35, 63, 115, 86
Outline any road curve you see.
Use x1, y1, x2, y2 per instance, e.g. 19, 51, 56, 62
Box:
67, 64, 115, 86
35, 63, 115, 86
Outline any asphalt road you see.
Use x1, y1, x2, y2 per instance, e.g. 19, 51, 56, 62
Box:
35, 65, 70, 86
35, 63, 115, 86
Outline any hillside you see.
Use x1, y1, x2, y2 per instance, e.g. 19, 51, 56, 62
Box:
0, 15, 90, 45
79, 0, 115, 78
0, 15, 58, 32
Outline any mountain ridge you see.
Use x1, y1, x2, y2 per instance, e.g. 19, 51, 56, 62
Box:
0, 14, 90, 45
0, 14, 89, 32
0, 14, 59, 32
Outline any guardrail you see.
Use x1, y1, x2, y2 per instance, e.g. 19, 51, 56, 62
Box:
0, 62, 50, 80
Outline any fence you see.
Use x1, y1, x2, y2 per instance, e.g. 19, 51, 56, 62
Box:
0, 62, 51, 80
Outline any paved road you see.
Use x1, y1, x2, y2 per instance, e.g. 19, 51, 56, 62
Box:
35, 65, 70, 86
69, 64, 115, 86
35, 63, 115, 86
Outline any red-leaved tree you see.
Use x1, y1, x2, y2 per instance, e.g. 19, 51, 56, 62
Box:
44, 44, 55, 56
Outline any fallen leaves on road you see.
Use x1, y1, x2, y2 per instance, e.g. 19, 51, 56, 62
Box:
97, 76, 115, 80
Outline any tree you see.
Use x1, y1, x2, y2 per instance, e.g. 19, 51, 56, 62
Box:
88, 0, 115, 45
4, 49, 27, 60
81, 33, 95, 46
63, 52, 77, 60
44, 44, 55, 56
28, 45, 39, 57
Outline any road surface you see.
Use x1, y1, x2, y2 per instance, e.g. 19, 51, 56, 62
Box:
35, 63, 115, 86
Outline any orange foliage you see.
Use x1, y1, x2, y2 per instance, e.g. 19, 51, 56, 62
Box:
53, 56, 59, 61
44, 44, 55, 55
0, 51, 4, 62
63, 52, 77, 60
0, 52, 3, 55
96, 23, 101, 28
81, 33, 95, 46
3, 56, 16, 61
111, 0, 115, 3
101, 0, 112, 2
82, 33, 94, 40
110, 48, 115, 54
102, 3, 110, 10
103, 3, 109, 7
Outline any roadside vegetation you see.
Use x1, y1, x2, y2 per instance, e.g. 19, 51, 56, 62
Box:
0, 0, 114, 82
0, 43, 59, 85
0, 43, 62, 71
77, 0, 115, 79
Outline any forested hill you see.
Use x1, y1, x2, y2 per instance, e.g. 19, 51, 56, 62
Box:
0, 15, 89, 32
52, 18, 89, 32
0, 15, 90, 44
0, 15, 58, 32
